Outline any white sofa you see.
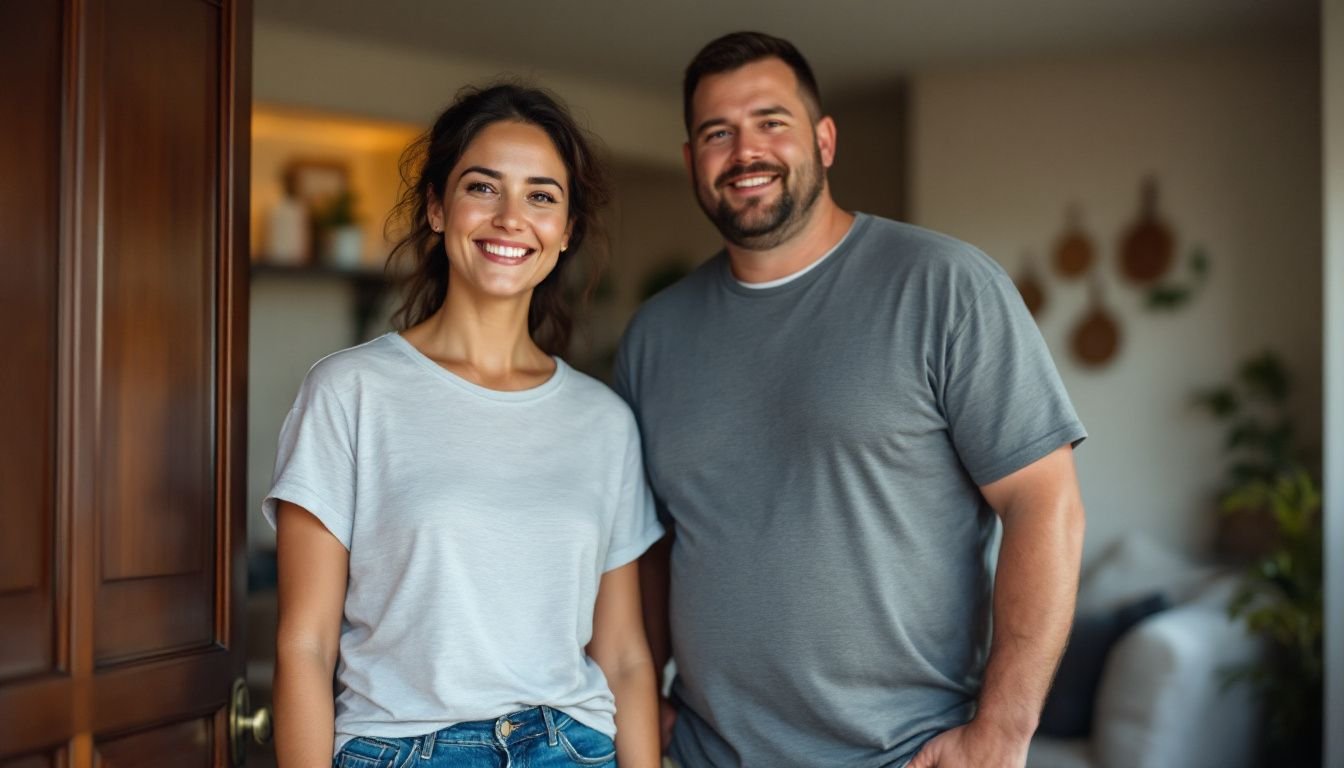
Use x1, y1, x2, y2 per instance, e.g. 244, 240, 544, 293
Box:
1027, 536, 1264, 768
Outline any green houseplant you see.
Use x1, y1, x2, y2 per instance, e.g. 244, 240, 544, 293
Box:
313, 190, 363, 269
1194, 351, 1323, 765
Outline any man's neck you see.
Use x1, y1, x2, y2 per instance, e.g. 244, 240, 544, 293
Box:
725, 197, 856, 284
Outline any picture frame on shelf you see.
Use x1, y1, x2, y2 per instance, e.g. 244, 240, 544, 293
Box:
283, 158, 349, 209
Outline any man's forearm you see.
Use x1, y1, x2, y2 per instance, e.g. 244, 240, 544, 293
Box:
975, 494, 1084, 740
639, 534, 673, 679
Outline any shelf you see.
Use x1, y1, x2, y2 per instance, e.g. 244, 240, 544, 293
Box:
251, 260, 384, 282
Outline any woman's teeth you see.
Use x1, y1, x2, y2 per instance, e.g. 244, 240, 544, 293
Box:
481, 242, 529, 258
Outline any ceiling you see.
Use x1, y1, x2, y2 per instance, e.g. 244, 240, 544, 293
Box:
256, 0, 1318, 96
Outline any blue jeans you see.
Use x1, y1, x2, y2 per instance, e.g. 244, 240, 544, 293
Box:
333, 706, 616, 768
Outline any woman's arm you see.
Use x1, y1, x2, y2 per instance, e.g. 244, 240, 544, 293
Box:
274, 502, 349, 768
588, 560, 661, 768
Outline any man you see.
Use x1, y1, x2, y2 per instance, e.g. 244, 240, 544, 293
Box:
614, 31, 1087, 768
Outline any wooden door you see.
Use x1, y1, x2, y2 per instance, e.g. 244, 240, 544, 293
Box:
0, 0, 252, 765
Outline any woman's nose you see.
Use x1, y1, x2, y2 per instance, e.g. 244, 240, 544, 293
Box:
492, 194, 525, 231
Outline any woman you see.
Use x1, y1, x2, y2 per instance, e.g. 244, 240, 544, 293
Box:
266, 84, 662, 768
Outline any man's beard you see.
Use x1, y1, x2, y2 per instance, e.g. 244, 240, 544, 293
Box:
696, 146, 825, 251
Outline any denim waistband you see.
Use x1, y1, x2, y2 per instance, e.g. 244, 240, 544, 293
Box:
413, 706, 564, 757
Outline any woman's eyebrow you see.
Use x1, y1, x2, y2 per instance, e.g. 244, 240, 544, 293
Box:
460, 165, 501, 180
460, 166, 562, 191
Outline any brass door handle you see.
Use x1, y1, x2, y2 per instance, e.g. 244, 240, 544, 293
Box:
229, 677, 274, 766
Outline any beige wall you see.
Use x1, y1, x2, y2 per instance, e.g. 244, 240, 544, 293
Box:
254, 20, 685, 170
827, 85, 908, 221
910, 40, 1322, 561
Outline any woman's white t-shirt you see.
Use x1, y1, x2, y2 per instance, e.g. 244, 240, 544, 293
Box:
263, 333, 663, 753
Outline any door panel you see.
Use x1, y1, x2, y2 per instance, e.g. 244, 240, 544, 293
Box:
1, 754, 60, 768
91, 651, 230, 736
0, 0, 62, 686
97, 0, 218, 587
94, 0, 221, 667
96, 717, 213, 768
0, 0, 251, 765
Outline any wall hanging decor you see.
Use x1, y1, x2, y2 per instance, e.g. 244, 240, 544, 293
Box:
1052, 205, 1095, 279
1069, 272, 1121, 367
1119, 177, 1175, 284
1015, 250, 1047, 317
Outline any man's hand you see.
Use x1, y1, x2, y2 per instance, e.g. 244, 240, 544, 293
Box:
659, 696, 678, 750
906, 718, 1030, 768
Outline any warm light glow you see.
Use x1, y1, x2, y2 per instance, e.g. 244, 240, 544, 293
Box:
252, 104, 422, 152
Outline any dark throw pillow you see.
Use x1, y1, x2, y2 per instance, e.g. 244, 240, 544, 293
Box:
1037, 592, 1170, 738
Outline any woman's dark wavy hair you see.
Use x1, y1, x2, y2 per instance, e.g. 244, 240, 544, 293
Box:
384, 83, 609, 356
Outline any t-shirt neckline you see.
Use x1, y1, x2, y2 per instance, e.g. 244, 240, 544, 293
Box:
718, 212, 871, 298
384, 332, 568, 402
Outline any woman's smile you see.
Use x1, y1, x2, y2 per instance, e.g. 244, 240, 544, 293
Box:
476, 238, 536, 264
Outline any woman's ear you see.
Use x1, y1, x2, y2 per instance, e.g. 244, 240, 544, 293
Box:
426, 187, 444, 233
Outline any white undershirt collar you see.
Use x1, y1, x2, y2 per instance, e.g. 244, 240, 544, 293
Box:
733, 222, 856, 289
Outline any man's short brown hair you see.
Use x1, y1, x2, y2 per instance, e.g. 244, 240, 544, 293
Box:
682, 31, 823, 135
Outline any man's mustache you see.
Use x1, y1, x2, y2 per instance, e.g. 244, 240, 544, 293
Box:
715, 162, 787, 189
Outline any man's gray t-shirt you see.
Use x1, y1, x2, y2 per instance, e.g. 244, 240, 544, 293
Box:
614, 214, 1086, 768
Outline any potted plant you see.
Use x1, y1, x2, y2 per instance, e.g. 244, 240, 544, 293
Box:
313, 190, 363, 269
1194, 351, 1323, 765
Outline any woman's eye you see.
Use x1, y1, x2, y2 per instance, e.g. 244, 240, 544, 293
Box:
529, 191, 558, 204
466, 181, 495, 194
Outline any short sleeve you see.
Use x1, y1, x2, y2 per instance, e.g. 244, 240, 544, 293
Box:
262, 379, 357, 549
603, 418, 664, 572
942, 272, 1087, 487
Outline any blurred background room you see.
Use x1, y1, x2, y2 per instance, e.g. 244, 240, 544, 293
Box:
239, 2, 1331, 766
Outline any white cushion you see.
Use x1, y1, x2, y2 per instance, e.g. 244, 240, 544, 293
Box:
1091, 604, 1263, 768
1077, 533, 1216, 613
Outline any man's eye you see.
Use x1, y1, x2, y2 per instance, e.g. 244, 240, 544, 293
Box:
763, 120, 784, 129
705, 129, 730, 142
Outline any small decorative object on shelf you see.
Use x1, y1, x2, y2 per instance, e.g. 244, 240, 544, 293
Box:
263, 192, 309, 265
284, 157, 349, 209
314, 190, 363, 270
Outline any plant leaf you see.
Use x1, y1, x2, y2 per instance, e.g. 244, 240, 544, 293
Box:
1240, 352, 1290, 402
1146, 285, 1190, 309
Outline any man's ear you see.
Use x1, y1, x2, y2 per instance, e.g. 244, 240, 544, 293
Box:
815, 116, 837, 168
